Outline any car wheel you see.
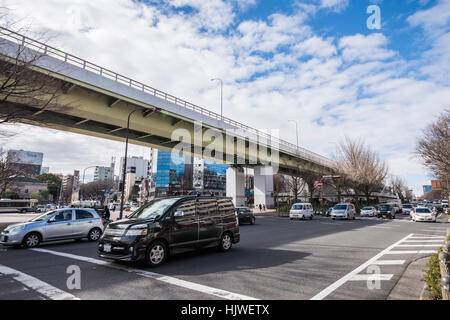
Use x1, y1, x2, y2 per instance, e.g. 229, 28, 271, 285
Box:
146, 241, 167, 267
219, 233, 233, 252
250, 217, 255, 225
23, 232, 41, 248
310, 214, 313, 220
20, 209, 27, 214
88, 228, 102, 241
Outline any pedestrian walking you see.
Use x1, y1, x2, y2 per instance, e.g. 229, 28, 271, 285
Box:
259, 204, 262, 212
103, 205, 110, 220
263, 204, 266, 211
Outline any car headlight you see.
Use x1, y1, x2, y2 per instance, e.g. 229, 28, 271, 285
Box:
126, 224, 148, 236
7, 225, 25, 235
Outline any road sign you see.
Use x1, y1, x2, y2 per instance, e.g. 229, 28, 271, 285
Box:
319, 198, 323, 203
316, 181, 323, 188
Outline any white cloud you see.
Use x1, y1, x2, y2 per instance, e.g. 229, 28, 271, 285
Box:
316, 0, 349, 12
338, 33, 396, 62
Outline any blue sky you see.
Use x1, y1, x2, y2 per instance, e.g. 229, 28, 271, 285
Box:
1, 0, 449, 195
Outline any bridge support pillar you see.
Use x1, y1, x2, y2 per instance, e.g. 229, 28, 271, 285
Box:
226, 167, 246, 207
254, 166, 274, 209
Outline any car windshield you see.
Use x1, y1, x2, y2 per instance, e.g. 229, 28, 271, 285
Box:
362, 207, 373, 210
293, 205, 304, 210
333, 205, 348, 210
29, 210, 57, 222
416, 208, 431, 213
403, 204, 412, 208
378, 205, 390, 210
128, 198, 180, 220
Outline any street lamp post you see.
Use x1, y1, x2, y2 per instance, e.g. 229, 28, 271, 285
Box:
119, 108, 142, 220
211, 78, 223, 127
288, 120, 299, 154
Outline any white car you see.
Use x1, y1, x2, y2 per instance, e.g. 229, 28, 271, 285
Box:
289, 203, 314, 220
402, 204, 414, 216
360, 206, 377, 217
412, 207, 436, 222
331, 203, 356, 220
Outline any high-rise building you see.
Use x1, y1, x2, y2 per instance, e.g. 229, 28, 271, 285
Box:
155, 150, 193, 197
193, 159, 228, 196
119, 156, 151, 180
94, 159, 115, 182
7, 149, 43, 176
61, 170, 80, 204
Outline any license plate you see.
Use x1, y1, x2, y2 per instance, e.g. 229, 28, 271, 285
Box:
294, 216, 299, 219
382, 215, 387, 218
103, 244, 112, 252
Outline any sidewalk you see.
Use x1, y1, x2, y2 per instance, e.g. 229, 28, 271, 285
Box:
388, 257, 429, 300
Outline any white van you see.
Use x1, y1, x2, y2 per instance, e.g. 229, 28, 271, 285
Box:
289, 203, 314, 220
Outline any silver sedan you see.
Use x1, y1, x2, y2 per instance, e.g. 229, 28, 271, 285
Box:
0, 208, 104, 248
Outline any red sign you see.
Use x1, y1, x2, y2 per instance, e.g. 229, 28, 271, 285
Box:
319, 198, 323, 203
316, 181, 323, 188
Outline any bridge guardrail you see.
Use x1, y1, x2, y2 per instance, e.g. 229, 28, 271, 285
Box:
0, 27, 335, 169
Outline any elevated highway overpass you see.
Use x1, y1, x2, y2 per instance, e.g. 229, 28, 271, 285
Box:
0, 28, 336, 207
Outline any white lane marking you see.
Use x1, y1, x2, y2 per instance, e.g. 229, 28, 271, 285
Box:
385, 250, 437, 254
30, 248, 257, 300
349, 274, 393, 281
409, 235, 445, 239
369, 226, 393, 229
402, 240, 444, 243
371, 260, 405, 265
395, 244, 442, 247
0, 264, 79, 300
310, 233, 414, 300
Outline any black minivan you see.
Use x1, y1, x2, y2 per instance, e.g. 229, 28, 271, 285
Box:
98, 196, 240, 267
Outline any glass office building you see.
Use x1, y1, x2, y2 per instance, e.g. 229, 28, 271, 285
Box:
155, 150, 228, 197
155, 150, 193, 197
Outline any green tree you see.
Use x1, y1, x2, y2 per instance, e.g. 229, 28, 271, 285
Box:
30, 189, 50, 204
4, 189, 20, 199
35, 174, 61, 201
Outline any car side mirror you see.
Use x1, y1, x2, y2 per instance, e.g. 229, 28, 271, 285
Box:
174, 211, 184, 217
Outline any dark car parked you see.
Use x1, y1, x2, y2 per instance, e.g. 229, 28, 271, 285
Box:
98, 196, 240, 267
377, 203, 396, 219
235, 207, 256, 225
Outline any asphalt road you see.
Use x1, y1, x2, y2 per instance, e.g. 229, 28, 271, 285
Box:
0, 214, 448, 300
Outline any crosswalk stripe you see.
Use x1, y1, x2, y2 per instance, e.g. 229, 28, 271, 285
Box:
0, 264, 79, 300
371, 260, 405, 265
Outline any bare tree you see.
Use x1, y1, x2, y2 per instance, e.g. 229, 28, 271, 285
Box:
416, 109, 450, 197
80, 179, 114, 202
337, 137, 389, 204
0, 19, 71, 135
0, 149, 27, 197
390, 175, 407, 203
287, 174, 306, 204
299, 170, 321, 204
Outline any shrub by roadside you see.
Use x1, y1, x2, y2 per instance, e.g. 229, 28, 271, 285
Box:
423, 249, 442, 300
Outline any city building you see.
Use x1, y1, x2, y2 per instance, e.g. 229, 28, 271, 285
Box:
9, 177, 47, 199
119, 156, 151, 180
61, 170, 80, 204
155, 150, 193, 197
194, 159, 228, 196
7, 149, 43, 176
